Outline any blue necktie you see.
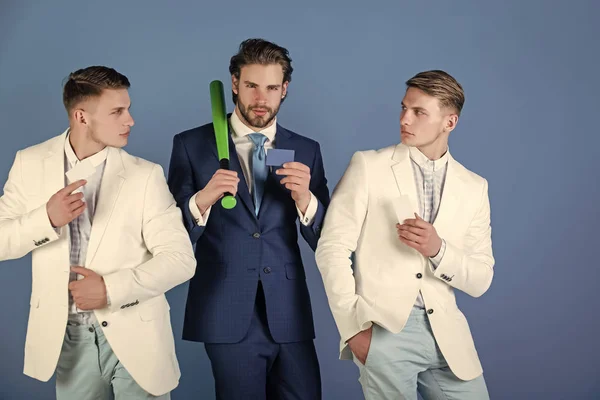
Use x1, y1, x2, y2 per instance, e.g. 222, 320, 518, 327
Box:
248, 133, 268, 216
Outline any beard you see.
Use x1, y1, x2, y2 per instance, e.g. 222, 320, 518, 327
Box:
237, 100, 280, 129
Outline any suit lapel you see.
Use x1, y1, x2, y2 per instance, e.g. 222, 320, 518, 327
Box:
41, 132, 69, 237
432, 156, 462, 235
390, 144, 465, 252
43, 132, 69, 199
391, 144, 419, 213
227, 133, 255, 217
84, 147, 125, 267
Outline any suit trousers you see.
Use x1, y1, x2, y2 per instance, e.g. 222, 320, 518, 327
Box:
204, 282, 322, 400
55, 322, 170, 400
354, 307, 489, 400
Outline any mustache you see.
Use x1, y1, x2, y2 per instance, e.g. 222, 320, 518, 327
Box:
249, 105, 272, 113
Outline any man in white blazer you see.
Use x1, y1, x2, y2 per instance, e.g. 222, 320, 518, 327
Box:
315, 70, 494, 400
0, 66, 196, 399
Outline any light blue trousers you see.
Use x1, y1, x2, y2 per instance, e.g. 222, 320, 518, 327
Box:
353, 307, 490, 400
55, 322, 170, 400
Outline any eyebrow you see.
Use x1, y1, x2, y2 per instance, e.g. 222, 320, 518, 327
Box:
401, 102, 427, 112
110, 104, 131, 111
243, 81, 281, 89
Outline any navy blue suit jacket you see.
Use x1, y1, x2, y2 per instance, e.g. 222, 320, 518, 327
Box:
167, 120, 330, 344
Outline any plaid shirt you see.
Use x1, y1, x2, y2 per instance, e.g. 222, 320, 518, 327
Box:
64, 135, 107, 325
408, 146, 448, 308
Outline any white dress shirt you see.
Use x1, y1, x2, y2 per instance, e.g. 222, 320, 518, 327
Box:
189, 112, 318, 226
408, 146, 448, 308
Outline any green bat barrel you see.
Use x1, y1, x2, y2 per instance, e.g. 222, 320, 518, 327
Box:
209, 80, 236, 209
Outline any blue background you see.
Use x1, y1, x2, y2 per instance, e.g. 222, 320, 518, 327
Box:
1, 1, 598, 398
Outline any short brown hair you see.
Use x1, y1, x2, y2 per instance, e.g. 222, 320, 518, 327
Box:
62, 66, 130, 114
229, 38, 293, 104
406, 70, 464, 115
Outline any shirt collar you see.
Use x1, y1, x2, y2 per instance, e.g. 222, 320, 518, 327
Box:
408, 145, 450, 171
64, 130, 108, 167
229, 110, 277, 143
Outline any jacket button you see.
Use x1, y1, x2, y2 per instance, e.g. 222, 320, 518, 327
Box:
263, 267, 272, 274
427, 309, 434, 315
416, 273, 423, 279
252, 232, 261, 239
101, 321, 108, 327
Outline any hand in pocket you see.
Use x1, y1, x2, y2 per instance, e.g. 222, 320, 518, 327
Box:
347, 325, 373, 365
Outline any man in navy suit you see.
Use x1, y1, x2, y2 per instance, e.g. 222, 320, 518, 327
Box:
167, 38, 330, 399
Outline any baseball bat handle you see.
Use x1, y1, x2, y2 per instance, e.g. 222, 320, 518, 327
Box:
219, 158, 237, 209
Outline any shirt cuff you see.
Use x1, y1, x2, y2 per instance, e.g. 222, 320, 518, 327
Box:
189, 194, 211, 226
297, 192, 318, 226
429, 239, 446, 270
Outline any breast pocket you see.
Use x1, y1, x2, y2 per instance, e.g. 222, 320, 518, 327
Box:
371, 195, 419, 256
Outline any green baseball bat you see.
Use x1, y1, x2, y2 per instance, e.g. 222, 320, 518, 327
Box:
209, 80, 236, 209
